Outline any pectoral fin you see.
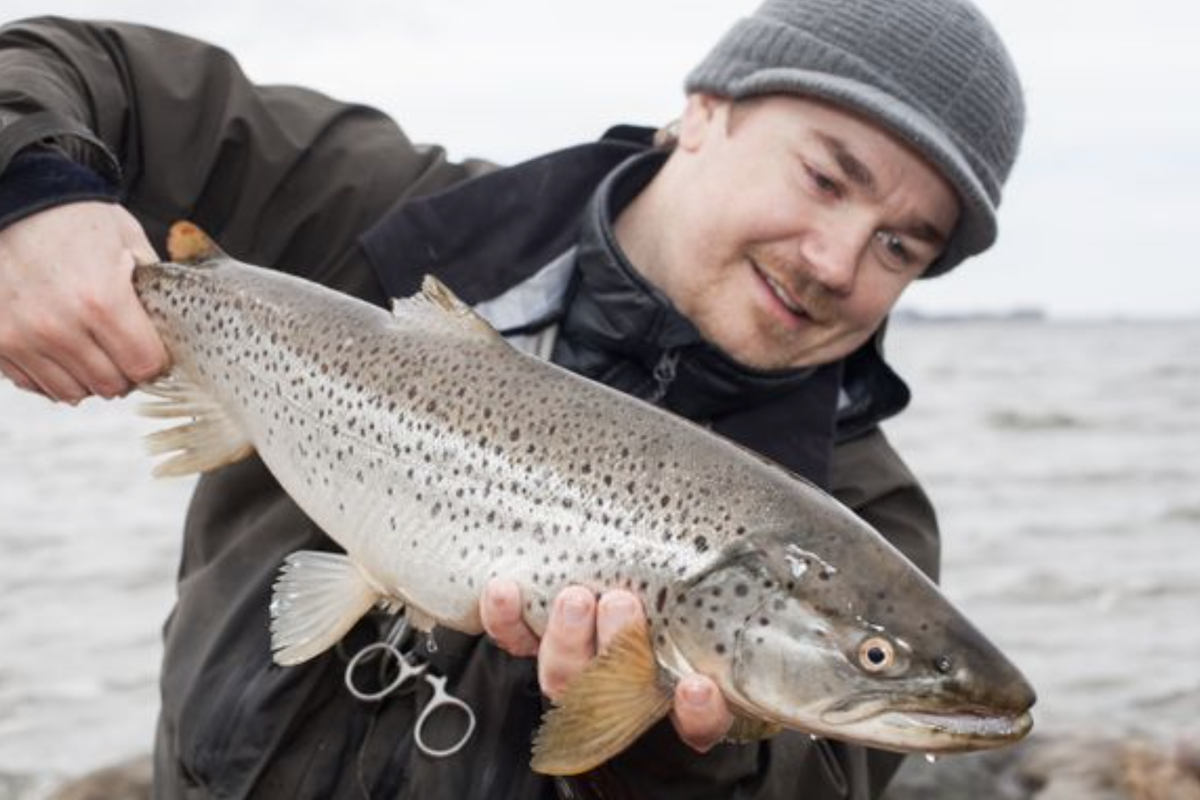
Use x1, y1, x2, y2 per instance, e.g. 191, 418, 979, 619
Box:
269, 551, 381, 666
139, 371, 254, 477
530, 623, 674, 776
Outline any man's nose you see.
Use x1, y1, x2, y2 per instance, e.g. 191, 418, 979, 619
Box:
799, 224, 865, 296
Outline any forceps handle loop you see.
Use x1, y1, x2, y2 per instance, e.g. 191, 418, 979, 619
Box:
414, 674, 477, 758
344, 641, 426, 702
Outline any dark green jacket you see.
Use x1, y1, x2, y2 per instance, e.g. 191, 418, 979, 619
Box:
0, 17, 940, 800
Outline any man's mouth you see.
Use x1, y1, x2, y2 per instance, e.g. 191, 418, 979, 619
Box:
751, 260, 810, 321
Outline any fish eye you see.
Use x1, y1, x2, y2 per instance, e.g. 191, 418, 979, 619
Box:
858, 637, 895, 673
934, 655, 954, 674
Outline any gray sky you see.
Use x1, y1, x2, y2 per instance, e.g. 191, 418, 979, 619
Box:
5, 0, 1197, 318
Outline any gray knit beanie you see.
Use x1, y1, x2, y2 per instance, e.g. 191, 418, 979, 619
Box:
685, 0, 1025, 276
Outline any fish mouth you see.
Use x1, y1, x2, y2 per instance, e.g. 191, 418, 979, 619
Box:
876, 708, 1033, 751
820, 704, 1034, 753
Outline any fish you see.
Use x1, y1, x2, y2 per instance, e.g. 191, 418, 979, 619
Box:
133, 221, 1035, 775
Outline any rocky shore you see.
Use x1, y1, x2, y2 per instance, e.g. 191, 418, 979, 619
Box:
36, 733, 1200, 800
886, 733, 1200, 800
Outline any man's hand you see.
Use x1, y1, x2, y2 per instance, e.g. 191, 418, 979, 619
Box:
0, 202, 168, 403
481, 578, 734, 753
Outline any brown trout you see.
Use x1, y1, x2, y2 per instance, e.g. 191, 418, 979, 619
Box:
133, 222, 1034, 775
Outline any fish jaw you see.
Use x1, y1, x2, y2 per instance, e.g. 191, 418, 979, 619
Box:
759, 683, 1034, 753
831, 706, 1035, 753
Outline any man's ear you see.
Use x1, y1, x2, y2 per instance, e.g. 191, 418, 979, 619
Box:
677, 93, 729, 152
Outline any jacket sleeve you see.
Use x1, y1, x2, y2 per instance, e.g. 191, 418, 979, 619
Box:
0, 15, 489, 280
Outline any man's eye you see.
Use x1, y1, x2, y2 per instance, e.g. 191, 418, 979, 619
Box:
877, 231, 914, 266
805, 165, 841, 197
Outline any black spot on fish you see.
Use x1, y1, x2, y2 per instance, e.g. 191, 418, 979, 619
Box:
694, 536, 708, 552
655, 588, 667, 613
715, 643, 727, 655
735, 583, 749, 597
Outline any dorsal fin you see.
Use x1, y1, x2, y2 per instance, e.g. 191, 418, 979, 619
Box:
167, 221, 227, 264
390, 275, 503, 342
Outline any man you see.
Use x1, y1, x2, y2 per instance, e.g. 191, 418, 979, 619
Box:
0, 0, 1024, 797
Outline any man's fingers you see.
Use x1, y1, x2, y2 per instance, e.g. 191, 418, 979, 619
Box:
480, 578, 540, 658
90, 287, 170, 387
537, 587, 596, 700
0, 356, 39, 395
671, 674, 734, 753
46, 327, 137, 399
2, 302, 136, 400
17, 354, 89, 404
0, 202, 163, 403
595, 590, 644, 651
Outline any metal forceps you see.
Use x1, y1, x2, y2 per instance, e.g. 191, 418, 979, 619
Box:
343, 614, 477, 758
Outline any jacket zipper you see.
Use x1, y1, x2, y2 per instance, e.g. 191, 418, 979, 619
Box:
646, 348, 680, 404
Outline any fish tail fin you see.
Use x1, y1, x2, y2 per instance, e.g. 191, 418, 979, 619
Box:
270, 551, 382, 666
166, 221, 228, 265
138, 371, 254, 477
530, 622, 674, 775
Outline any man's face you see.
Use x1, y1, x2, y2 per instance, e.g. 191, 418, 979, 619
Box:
620, 94, 961, 371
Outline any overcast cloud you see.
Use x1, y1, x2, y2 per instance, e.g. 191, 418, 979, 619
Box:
4, 0, 1197, 318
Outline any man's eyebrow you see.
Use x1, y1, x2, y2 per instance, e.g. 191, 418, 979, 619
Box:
815, 132, 949, 248
815, 132, 877, 194
902, 220, 949, 248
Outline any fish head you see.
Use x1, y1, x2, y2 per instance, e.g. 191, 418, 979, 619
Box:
660, 518, 1035, 754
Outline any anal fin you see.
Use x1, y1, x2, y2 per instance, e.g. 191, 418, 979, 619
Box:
138, 371, 254, 477
531, 623, 674, 776
270, 551, 382, 666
